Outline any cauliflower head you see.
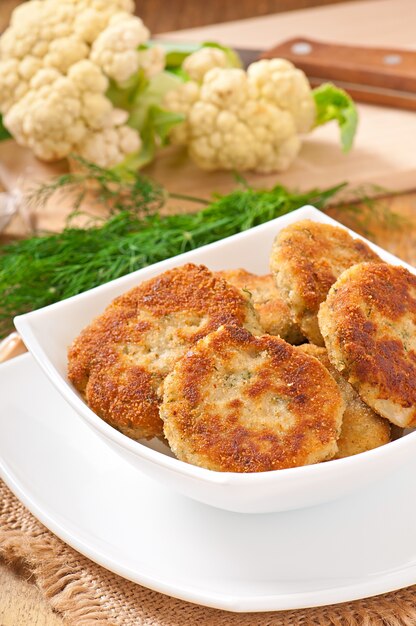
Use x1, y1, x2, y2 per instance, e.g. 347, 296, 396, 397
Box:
164, 61, 312, 173
0, 0, 159, 167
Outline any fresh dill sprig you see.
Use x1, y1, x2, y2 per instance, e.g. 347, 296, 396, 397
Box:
333, 184, 410, 237
29, 156, 168, 221
0, 181, 344, 337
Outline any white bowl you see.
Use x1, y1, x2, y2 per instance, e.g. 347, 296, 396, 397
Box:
14, 206, 416, 514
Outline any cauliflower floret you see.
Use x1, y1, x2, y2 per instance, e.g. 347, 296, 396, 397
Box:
67, 58, 108, 93
4, 60, 114, 161
1, 2, 76, 60
19, 56, 43, 81
44, 37, 89, 73
76, 121, 141, 167
136, 45, 166, 79
0, 59, 29, 113
9, 0, 44, 26
30, 67, 62, 89
5, 82, 86, 160
201, 67, 255, 110
165, 67, 302, 173
90, 13, 150, 83
72, 8, 109, 44
72, 0, 135, 42
183, 47, 228, 82
247, 59, 316, 133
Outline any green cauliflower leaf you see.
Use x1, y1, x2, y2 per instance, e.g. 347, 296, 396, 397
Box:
313, 83, 358, 152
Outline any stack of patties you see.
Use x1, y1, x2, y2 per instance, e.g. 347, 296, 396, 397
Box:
270, 219, 416, 456
68, 220, 415, 473
68, 259, 345, 472
68, 263, 262, 441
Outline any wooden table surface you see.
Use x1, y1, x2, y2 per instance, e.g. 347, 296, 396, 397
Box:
1, 1, 416, 624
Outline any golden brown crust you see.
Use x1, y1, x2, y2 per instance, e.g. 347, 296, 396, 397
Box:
85, 363, 160, 439
319, 262, 416, 427
68, 264, 261, 440
270, 220, 381, 345
216, 268, 304, 343
297, 343, 391, 458
161, 325, 344, 472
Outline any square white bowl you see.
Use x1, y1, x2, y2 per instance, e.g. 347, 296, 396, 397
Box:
14, 206, 416, 513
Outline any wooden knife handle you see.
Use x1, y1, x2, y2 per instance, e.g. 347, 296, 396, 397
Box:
261, 38, 416, 91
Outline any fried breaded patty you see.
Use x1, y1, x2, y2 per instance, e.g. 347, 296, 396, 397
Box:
297, 344, 390, 458
216, 269, 304, 344
161, 325, 344, 472
270, 220, 381, 345
68, 264, 261, 440
319, 262, 416, 428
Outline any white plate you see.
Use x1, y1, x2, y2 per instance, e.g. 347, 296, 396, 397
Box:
14, 206, 416, 513
1, 353, 416, 612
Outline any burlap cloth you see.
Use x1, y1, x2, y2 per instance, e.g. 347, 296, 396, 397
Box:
1, 481, 416, 626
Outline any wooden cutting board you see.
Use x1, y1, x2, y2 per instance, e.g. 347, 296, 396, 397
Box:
1, 0, 416, 238
156, 0, 416, 195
